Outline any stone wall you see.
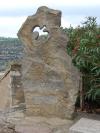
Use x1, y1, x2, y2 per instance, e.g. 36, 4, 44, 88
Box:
10, 64, 25, 106
18, 6, 80, 119
0, 64, 25, 110
0, 70, 11, 109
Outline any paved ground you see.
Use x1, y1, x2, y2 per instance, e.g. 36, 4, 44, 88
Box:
13, 116, 73, 133
0, 107, 74, 133
70, 118, 100, 133
1, 107, 100, 133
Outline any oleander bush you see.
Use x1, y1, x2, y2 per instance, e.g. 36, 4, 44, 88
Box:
64, 17, 100, 111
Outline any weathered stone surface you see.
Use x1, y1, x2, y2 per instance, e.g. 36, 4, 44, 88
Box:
18, 6, 80, 119
0, 64, 25, 112
0, 120, 16, 133
15, 116, 73, 133
0, 70, 11, 110
69, 118, 100, 133
10, 64, 25, 106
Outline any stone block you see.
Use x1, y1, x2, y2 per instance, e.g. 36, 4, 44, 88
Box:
69, 118, 100, 133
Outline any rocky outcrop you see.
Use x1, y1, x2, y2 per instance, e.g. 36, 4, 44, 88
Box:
18, 6, 80, 119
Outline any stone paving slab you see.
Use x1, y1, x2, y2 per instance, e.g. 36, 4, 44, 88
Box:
69, 118, 100, 133
16, 124, 52, 133
15, 116, 73, 133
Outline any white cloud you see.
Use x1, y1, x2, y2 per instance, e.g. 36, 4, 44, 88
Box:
33, 0, 100, 7
0, 0, 100, 37
0, 0, 100, 10
61, 18, 72, 28
0, 17, 27, 37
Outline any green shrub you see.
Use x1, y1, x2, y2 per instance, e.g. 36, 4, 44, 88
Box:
64, 17, 100, 109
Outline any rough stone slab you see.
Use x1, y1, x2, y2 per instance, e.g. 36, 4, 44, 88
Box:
15, 116, 73, 133
18, 6, 80, 118
69, 118, 100, 133
16, 124, 52, 133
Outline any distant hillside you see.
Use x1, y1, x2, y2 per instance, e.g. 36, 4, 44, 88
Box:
0, 37, 23, 71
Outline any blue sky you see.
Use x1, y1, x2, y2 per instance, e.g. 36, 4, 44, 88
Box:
0, 0, 100, 37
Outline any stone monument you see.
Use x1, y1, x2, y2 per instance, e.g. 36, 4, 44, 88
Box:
18, 6, 80, 119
